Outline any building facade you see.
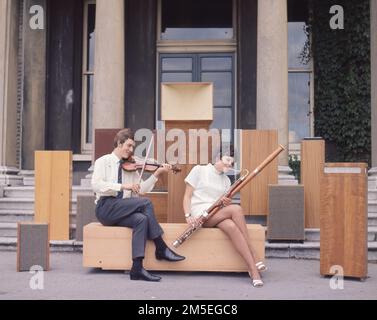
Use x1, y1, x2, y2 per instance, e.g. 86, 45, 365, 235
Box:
0, 0, 376, 185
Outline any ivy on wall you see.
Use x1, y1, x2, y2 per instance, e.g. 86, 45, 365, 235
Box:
309, 0, 371, 164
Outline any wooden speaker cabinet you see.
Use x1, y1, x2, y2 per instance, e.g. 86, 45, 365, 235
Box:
34, 151, 72, 240
17, 222, 49, 272
301, 138, 325, 228
320, 163, 368, 279
76, 195, 97, 242
267, 185, 305, 242
240, 130, 279, 216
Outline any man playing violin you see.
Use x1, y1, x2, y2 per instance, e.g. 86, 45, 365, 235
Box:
91, 129, 185, 282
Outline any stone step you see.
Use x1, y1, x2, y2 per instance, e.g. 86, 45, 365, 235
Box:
368, 189, 377, 200
21, 196, 377, 216
0, 222, 77, 238
368, 177, 377, 189
3, 186, 93, 199
266, 241, 377, 262
300, 228, 377, 242
369, 227, 377, 241
0, 222, 18, 237
278, 166, 294, 175
277, 178, 299, 185
368, 200, 377, 213
1, 237, 376, 261
0, 197, 78, 212
0, 209, 34, 223
368, 213, 377, 226
0, 237, 83, 253
0, 209, 77, 224
3, 186, 377, 204
1, 222, 375, 248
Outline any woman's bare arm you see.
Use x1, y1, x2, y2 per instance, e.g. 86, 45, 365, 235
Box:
183, 183, 194, 216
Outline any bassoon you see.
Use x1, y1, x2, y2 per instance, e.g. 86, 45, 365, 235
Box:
172, 144, 285, 248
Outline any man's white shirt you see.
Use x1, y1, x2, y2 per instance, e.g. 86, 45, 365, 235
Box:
91, 152, 158, 203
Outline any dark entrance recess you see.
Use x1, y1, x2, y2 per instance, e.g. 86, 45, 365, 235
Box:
45, 0, 83, 152
125, 0, 157, 131
237, 0, 257, 129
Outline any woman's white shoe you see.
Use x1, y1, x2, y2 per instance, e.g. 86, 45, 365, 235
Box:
256, 261, 267, 272
252, 279, 264, 288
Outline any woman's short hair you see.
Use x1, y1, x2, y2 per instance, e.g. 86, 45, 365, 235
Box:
214, 144, 235, 161
113, 129, 134, 148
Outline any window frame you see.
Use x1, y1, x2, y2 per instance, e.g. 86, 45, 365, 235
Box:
157, 0, 238, 46
288, 22, 314, 156
80, 0, 96, 154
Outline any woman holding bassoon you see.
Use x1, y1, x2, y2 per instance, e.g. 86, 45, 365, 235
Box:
182, 147, 266, 287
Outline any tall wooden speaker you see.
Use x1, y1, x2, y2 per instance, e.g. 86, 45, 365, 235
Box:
301, 138, 325, 228
240, 130, 279, 215
34, 151, 72, 240
320, 163, 368, 279
161, 82, 214, 222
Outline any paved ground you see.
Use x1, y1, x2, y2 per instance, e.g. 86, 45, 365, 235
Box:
0, 251, 376, 300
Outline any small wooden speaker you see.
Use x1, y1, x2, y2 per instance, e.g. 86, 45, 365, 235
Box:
76, 195, 97, 241
267, 185, 305, 242
17, 222, 49, 272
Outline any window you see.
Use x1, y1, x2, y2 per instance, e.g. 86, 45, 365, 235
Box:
81, 0, 95, 153
159, 0, 235, 41
288, 0, 313, 155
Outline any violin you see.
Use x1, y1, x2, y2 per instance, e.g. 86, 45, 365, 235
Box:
121, 156, 181, 174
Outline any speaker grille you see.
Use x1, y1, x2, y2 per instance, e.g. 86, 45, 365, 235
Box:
267, 185, 305, 241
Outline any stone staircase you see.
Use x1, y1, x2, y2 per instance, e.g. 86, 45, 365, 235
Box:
0, 182, 376, 262
0, 186, 94, 240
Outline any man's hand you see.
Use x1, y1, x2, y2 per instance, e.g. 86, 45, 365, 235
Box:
154, 164, 172, 177
122, 183, 140, 194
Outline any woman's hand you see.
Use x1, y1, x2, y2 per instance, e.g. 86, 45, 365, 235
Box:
122, 183, 140, 194
186, 215, 202, 228
220, 197, 232, 207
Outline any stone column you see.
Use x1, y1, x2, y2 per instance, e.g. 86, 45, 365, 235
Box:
20, 0, 47, 185
82, 0, 125, 185
0, 0, 23, 185
257, 0, 289, 165
370, 0, 377, 188
92, 0, 125, 135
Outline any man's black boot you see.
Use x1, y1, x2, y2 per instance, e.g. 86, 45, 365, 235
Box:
155, 247, 185, 262
130, 267, 161, 282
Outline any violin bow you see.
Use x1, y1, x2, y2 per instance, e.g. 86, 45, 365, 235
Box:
138, 136, 154, 185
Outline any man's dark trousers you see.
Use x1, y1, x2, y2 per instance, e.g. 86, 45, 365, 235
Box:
95, 197, 164, 259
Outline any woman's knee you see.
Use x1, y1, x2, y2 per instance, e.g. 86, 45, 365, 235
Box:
230, 205, 244, 217
219, 218, 237, 232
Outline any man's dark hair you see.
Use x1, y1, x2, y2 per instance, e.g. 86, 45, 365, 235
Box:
113, 129, 134, 148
